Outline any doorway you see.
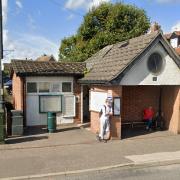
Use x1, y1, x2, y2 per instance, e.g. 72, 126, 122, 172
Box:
82, 85, 90, 123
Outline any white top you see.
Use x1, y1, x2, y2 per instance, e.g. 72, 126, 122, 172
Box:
99, 104, 112, 120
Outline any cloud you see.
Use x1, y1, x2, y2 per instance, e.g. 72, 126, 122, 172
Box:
2, 0, 8, 25
171, 21, 180, 31
67, 14, 75, 20
65, 0, 110, 10
1, 0, 58, 63
3, 32, 59, 62
16, 0, 23, 9
155, 0, 180, 3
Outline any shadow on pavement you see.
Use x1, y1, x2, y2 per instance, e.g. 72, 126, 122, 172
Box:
56, 126, 81, 133
23, 126, 48, 136
122, 126, 161, 139
5, 136, 48, 144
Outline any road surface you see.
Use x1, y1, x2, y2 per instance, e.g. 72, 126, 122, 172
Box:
36, 163, 180, 180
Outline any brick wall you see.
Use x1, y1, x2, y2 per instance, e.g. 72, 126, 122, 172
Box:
122, 86, 160, 122
162, 86, 180, 134
90, 85, 122, 139
12, 73, 24, 110
73, 78, 81, 124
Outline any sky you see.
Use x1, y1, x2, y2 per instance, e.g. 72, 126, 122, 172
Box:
2, 0, 180, 63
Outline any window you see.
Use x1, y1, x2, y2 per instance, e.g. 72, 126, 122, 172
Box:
62, 82, 72, 92
147, 52, 164, 75
63, 95, 75, 117
39, 82, 50, 93
27, 82, 37, 93
170, 38, 178, 48
51, 83, 60, 92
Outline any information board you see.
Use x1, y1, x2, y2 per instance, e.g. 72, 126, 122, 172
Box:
39, 95, 62, 113
63, 95, 76, 117
90, 91, 107, 112
113, 97, 121, 116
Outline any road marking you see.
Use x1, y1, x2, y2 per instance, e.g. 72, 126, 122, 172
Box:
126, 151, 180, 164
0, 163, 133, 180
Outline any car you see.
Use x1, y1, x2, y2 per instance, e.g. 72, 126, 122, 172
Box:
4, 80, 12, 94
3, 77, 10, 83
4, 80, 12, 88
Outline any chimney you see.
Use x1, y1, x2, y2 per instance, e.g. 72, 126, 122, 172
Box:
149, 22, 161, 33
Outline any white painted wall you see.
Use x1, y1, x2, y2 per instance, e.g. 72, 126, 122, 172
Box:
120, 43, 180, 85
26, 76, 74, 83
26, 76, 74, 126
170, 38, 178, 48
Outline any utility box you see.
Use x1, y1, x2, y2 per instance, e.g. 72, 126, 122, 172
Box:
11, 110, 23, 136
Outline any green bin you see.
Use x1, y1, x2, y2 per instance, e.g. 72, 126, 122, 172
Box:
47, 112, 56, 133
0, 103, 5, 143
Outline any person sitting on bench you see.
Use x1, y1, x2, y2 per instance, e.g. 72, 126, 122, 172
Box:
143, 106, 154, 131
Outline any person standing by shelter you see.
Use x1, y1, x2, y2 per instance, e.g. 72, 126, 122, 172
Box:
97, 98, 113, 142
143, 106, 154, 131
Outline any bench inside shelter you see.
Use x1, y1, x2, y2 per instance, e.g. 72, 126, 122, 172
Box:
122, 120, 146, 128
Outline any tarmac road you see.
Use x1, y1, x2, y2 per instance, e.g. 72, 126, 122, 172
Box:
36, 163, 180, 180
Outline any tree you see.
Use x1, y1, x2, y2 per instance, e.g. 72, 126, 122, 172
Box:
59, 2, 150, 62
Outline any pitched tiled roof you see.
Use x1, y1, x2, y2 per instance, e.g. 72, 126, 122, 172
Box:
36, 55, 56, 62
80, 31, 160, 83
11, 60, 86, 76
85, 45, 113, 70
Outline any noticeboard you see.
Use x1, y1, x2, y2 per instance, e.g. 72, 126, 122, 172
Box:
62, 95, 76, 117
90, 91, 107, 112
113, 97, 121, 116
39, 95, 62, 113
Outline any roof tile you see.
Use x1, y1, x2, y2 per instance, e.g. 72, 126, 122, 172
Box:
11, 60, 86, 76
81, 31, 160, 83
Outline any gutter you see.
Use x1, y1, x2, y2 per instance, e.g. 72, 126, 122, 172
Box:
78, 79, 108, 85
16, 72, 84, 78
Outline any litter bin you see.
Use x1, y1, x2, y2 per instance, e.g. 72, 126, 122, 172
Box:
0, 101, 5, 143
11, 110, 23, 136
47, 112, 56, 133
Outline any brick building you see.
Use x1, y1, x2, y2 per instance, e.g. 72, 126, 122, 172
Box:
80, 31, 180, 139
9, 31, 180, 139
10, 60, 85, 126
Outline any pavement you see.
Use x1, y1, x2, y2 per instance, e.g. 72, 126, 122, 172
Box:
1, 125, 180, 179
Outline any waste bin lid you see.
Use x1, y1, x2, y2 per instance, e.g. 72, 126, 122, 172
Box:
47, 112, 56, 116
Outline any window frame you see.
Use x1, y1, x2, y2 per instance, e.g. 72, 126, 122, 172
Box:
26, 80, 73, 95
38, 82, 51, 93
51, 82, 61, 93
26, 82, 38, 94
147, 52, 165, 75
62, 81, 73, 93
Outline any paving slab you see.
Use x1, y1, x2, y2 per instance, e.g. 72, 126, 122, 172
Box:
126, 151, 180, 164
